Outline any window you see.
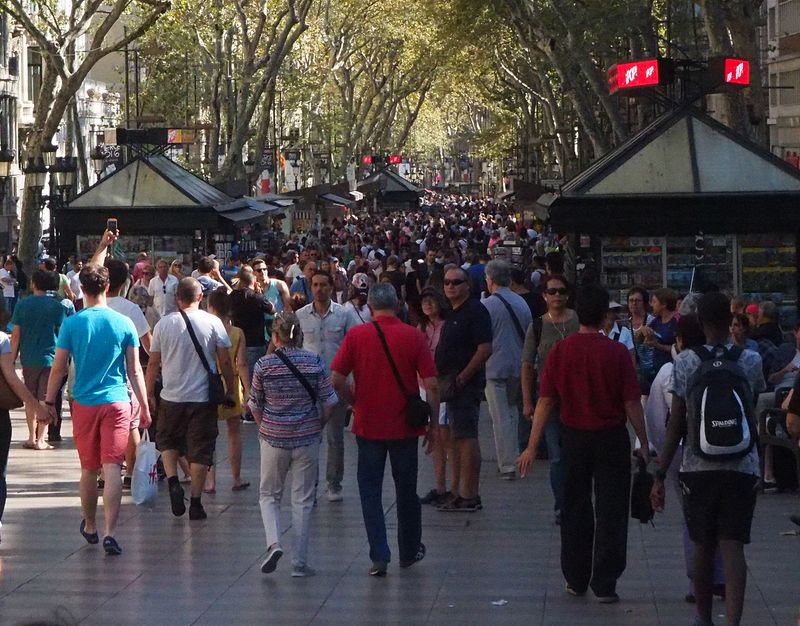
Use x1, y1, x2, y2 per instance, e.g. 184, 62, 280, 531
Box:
0, 95, 15, 149
27, 47, 41, 103
770, 72, 778, 107
0, 13, 7, 67
769, 6, 777, 39
779, 69, 800, 106
779, 0, 800, 37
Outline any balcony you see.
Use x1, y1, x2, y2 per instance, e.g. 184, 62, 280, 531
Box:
779, 0, 800, 53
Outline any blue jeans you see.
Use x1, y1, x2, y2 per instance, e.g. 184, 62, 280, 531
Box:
356, 436, 421, 564
544, 412, 565, 513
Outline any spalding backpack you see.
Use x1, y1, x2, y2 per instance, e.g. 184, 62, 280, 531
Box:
686, 345, 757, 461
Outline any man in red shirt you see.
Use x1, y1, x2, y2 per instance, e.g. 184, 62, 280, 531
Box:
331, 284, 439, 577
517, 284, 650, 604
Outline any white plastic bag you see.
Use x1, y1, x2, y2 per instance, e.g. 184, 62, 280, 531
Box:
131, 430, 160, 506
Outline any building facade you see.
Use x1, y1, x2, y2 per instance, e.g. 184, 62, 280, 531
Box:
767, 0, 800, 161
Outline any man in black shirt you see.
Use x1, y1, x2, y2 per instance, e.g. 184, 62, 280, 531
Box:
435, 267, 492, 512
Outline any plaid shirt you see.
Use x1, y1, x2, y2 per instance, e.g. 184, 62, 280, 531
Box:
249, 347, 337, 449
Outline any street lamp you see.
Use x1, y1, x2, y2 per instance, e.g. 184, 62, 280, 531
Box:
41, 143, 58, 168
90, 144, 106, 180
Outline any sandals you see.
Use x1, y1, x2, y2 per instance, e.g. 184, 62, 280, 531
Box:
437, 496, 481, 513
232, 482, 250, 491
80, 519, 99, 545
22, 441, 37, 450
103, 536, 122, 556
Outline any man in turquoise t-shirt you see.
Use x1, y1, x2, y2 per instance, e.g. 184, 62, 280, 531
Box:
42, 259, 151, 556
10, 270, 67, 448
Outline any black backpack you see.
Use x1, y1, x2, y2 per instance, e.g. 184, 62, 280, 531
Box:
686, 345, 756, 461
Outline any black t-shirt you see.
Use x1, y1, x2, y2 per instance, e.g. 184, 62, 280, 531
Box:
752, 322, 783, 348
519, 290, 546, 320
435, 298, 493, 393
230, 289, 270, 347
383, 269, 405, 300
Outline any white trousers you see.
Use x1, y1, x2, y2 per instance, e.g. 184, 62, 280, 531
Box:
485, 378, 521, 474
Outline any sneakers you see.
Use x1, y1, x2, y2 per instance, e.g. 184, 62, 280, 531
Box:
437, 496, 480, 512
368, 561, 388, 577
419, 489, 451, 506
399, 543, 426, 568
261, 544, 284, 574
291, 564, 316, 578
189, 503, 207, 520
326, 485, 343, 502
596, 592, 620, 604
565, 584, 586, 597
169, 480, 186, 517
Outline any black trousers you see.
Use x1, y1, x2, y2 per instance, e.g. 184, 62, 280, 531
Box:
560, 424, 631, 596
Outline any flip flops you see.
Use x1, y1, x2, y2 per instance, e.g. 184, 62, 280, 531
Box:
80, 519, 99, 545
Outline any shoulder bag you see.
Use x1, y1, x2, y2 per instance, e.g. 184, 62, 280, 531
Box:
0, 368, 23, 410
372, 322, 430, 429
492, 292, 526, 342
180, 310, 226, 405
274, 349, 317, 404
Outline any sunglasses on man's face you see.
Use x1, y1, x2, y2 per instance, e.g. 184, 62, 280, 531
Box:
545, 287, 568, 295
443, 278, 466, 286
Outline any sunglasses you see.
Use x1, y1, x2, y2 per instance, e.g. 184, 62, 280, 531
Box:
545, 287, 568, 295
162, 285, 167, 294
443, 278, 466, 286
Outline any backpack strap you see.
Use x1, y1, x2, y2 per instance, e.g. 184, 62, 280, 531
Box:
274, 348, 317, 404
725, 345, 744, 362
692, 346, 713, 362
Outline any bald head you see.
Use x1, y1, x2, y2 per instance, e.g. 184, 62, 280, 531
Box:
176, 277, 202, 306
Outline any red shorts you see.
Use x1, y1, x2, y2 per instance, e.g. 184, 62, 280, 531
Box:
71, 401, 132, 470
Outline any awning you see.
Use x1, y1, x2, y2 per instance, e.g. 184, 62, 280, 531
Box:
319, 193, 355, 206
214, 197, 286, 222
349, 190, 365, 201
254, 193, 295, 208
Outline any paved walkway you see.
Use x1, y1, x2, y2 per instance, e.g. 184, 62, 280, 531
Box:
0, 404, 798, 625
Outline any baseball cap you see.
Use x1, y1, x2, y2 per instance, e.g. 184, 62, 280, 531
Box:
745, 303, 759, 315
608, 301, 623, 310
351, 273, 369, 290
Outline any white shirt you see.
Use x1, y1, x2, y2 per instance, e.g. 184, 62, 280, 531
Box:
600, 322, 634, 351
151, 309, 231, 402
296, 300, 360, 371
147, 274, 179, 317
108, 296, 150, 339
0, 269, 15, 298
285, 263, 303, 283
69, 273, 83, 300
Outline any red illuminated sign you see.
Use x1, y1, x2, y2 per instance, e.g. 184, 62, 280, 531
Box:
389, 155, 402, 165
608, 59, 662, 94
361, 155, 372, 165
723, 58, 749, 85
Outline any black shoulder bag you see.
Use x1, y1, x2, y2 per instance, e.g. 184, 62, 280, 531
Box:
492, 292, 526, 342
274, 349, 318, 404
372, 322, 431, 429
180, 310, 226, 405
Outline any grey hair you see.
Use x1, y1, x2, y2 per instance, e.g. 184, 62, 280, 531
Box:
367, 283, 398, 311
759, 300, 778, 321
272, 311, 304, 347
485, 259, 511, 287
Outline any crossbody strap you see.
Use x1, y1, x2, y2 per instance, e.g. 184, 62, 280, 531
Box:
493, 292, 525, 342
179, 310, 213, 375
372, 322, 410, 397
274, 349, 317, 404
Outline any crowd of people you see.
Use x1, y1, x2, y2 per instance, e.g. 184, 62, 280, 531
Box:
0, 192, 798, 625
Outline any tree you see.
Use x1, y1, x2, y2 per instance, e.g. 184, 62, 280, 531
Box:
3, 0, 170, 275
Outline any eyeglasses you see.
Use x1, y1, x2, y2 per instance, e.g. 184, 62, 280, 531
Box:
545, 287, 568, 295
443, 278, 466, 286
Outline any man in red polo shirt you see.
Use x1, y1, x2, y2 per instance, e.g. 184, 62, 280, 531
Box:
517, 283, 650, 604
331, 283, 439, 577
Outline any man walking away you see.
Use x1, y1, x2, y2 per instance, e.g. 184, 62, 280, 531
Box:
435, 267, 492, 512
146, 278, 235, 521
481, 260, 532, 480
331, 284, 439, 576
10, 270, 66, 448
43, 264, 151, 555
518, 284, 650, 603
651, 292, 764, 626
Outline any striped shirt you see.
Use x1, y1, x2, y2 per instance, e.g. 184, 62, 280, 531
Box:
249, 347, 338, 449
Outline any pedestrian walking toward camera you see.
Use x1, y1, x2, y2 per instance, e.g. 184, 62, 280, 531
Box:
435, 267, 492, 512
145, 277, 235, 521
43, 264, 151, 555
296, 269, 359, 502
481, 260, 532, 480
331, 284, 439, 576
518, 284, 650, 603
250, 312, 337, 578
651, 292, 764, 626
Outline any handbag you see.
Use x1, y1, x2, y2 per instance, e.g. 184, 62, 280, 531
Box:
274, 349, 317, 404
180, 310, 226, 405
0, 368, 23, 411
131, 431, 160, 507
372, 322, 430, 429
630, 455, 655, 524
